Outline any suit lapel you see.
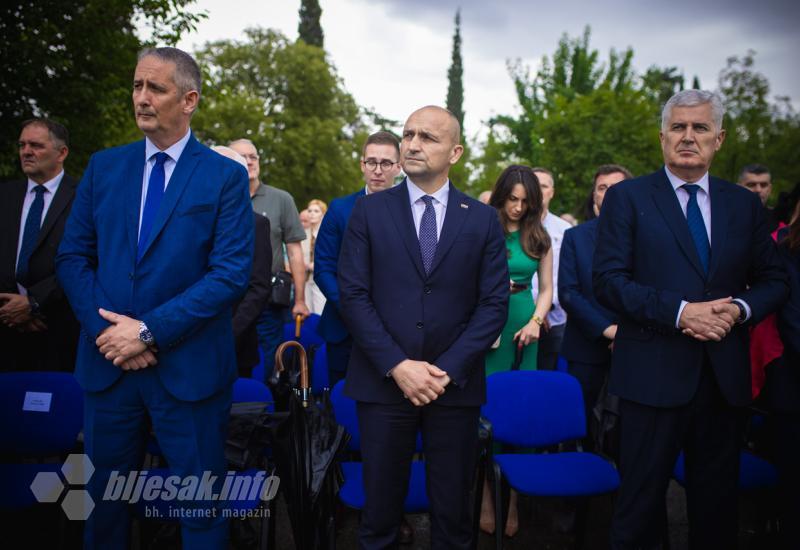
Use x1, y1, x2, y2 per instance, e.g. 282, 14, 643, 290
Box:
126, 141, 147, 260
650, 171, 707, 279
137, 135, 201, 263
34, 175, 76, 250
427, 184, 469, 275
386, 180, 426, 278
707, 177, 729, 281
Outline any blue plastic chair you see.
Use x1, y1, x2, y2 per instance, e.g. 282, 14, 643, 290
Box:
330, 381, 429, 513
311, 344, 330, 395
673, 450, 778, 491
282, 313, 324, 348
482, 371, 620, 549
0, 372, 84, 510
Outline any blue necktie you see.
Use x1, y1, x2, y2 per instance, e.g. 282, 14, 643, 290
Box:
419, 195, 438, 274
138, 152, 169, 262
16, 185, 47, 285
683, 184, 710, 274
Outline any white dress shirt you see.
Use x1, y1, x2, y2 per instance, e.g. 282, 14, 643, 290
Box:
532, 211, 572, 327
406, 178, 449, 239
16, 170, 64, 294
664, 166, 751, 326
138, 130, 192, 236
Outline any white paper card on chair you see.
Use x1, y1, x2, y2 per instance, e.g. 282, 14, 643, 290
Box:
23, 391, 52, 412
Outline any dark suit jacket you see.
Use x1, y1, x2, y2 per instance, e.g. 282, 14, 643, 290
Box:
0, 175, 79, 372
338, 180, 509, 406
772, 232, 800, 412
314, 188, 364, 344
56, 135, 253, 401
233, 213, 271, 375
559, 218, 616, 365
593, 169, 788, 408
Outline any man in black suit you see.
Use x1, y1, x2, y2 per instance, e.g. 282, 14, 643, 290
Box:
593, 90, 788, 549
738, 163, 779, 233
0, 118, 79, 372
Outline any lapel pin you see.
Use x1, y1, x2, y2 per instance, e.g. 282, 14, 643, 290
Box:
460, 203, 469, 209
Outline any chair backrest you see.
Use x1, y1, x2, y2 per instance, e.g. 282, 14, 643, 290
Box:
282, 313, 324, 348
0, 371, 83, 457
311, 344, 330, 394
331, 380, 360, 452
482, 371, 586, 448
233, 378, 274, 412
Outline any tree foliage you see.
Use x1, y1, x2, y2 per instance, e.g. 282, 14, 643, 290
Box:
444, 10, 471, 191
0, 0, 205, 180
298, 0, 324, 48
192, 27, 367, 206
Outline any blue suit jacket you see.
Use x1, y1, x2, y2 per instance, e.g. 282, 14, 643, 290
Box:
338, 180, 509, 406
559, 218, 616, 364
314, 189, 365, 344
592, 169, 787, 408
56, 135, 253, 402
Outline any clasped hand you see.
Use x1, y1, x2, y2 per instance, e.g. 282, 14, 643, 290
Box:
391, 359, 451, 407
95, 308, 157, 370
679, 297, 740, 342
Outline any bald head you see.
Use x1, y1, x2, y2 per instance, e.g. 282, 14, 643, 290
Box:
400, 105, 464, 189
408, 105, 461, 144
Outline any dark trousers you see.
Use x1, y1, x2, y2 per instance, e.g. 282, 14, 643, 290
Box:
326, 335, 352, 390
537, 322, 565, 371
356, 401, 480, 550
568, 360, 610, 448
256, 304, 287, 378
611, 363, 742, 549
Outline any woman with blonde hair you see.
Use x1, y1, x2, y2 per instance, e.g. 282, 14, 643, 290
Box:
302, 199, 328, 314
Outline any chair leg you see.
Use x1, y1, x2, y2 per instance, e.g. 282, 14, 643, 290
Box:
472, 454, 487, 549
492, 462, 505, 550
573, 498, 589, 550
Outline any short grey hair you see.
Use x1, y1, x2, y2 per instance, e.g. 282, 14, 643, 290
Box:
228, 138, 256, 149
211, 145, 248, 169
661, 90, 724, 132
138, 47, 202, 98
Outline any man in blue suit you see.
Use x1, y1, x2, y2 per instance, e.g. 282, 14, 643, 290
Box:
314, 131, 401, 388
338, 106, 509, 548
56, 47, 253, 549
593, 90, 788, 549
559, 164, 631, 445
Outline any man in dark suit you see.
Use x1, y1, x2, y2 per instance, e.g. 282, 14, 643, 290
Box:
56, 47, 253, 548
338, 106, 509, 548
559, 164, 631, 444
0, 118, 79, 372
738, 163, 779, 233
314, 131, 401, 388
593, 90, 788, 549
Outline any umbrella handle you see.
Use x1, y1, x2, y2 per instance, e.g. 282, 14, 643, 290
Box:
274, 340, 310, 405
295, 314, 302, 339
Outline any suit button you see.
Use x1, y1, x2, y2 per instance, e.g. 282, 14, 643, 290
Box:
416, 322, 424, 329
424, 287, 431, 294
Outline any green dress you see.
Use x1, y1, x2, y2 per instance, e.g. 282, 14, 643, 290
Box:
485, 230, 540, 375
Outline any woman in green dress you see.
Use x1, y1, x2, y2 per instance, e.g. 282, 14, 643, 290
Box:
481, 165, 554, 536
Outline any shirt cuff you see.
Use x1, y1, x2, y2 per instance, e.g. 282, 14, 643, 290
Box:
675, 300, 689, 329
732, 298, 752, 322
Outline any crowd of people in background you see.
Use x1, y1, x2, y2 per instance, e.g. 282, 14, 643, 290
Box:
2, 45, 800, 550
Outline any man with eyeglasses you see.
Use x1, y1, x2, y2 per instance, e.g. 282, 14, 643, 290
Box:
315, 131, 401, 388
229, 138, 309, 378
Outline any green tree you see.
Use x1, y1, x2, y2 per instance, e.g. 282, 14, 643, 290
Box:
192, 27, 367, 206
0, 0, 205, 180
298, 0, 324, 48
444, 9, 471, 190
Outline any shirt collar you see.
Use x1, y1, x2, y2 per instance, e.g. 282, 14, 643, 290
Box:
27, 170, 64, 195
406, 177, 450, 208
145, 129, 192, 164
664, 165, 710, 195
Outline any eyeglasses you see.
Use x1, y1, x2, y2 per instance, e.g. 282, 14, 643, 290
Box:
362, 159, 396, 171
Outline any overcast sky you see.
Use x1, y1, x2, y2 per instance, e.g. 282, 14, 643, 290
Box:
173, 0, 800, 140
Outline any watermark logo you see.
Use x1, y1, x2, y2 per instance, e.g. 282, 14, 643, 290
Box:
30, 454, 280, 521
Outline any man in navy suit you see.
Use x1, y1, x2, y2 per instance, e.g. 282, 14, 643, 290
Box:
559, 164, 631, 444
338, 106, 509, 548
314, 131, 401, 388
56, 47, 253, 548
593, 90, 788, 549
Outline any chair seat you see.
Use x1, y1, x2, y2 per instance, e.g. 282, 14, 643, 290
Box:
494, 452, 620, 497
339, 461, 428, 513
673, 451, 778, 491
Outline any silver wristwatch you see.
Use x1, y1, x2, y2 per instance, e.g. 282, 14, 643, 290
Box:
138, 321, 155, 346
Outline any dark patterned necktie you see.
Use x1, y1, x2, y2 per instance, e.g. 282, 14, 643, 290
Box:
418, 195, 437, 274
682, 184, 710, 274
16, 185, 47, 284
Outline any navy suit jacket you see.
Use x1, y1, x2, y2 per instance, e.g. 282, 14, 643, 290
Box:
593, 169, 787, 408
56, 135, 253, 401
338, 180, 509, 406
314, 188, 365, 344
559, 218, 616, 365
